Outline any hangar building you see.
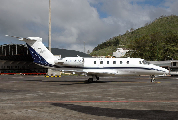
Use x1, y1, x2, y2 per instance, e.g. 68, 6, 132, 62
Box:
0, 44, 90, 74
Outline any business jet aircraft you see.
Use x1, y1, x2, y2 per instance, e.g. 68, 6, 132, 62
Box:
6, 35, 169, 82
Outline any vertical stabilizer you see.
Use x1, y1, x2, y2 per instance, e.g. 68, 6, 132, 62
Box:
21, 37, 56, 66
5, 35, 57, 66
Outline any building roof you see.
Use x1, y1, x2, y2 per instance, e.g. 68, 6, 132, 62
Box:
51, 48, 91, 58
149, 61, 171, 67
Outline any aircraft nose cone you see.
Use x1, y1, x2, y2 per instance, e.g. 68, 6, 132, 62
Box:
162, 68, 169, 75
165, 69, 169, 74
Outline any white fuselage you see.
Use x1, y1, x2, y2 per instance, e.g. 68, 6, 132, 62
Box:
56, 57, 168, 76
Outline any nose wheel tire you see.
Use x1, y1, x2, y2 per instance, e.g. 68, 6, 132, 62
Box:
96, 76, 99, 80
150, 75, 155, 83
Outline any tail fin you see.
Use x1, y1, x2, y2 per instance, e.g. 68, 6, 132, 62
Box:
5, 35, 57, 66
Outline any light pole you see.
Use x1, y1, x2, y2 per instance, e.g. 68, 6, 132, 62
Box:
84, 41, 85, 53
48, 0, 51, 52
48, 0, 52, 76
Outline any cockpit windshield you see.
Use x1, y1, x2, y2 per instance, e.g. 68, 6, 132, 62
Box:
142, 60, 150, 65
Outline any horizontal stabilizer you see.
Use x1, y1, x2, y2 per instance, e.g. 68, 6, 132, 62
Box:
5, 35, 41, 41
5, 35, 23, 39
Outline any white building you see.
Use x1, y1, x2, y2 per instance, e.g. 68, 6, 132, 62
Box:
169, 60, 178, 76
113, 48, 129, 58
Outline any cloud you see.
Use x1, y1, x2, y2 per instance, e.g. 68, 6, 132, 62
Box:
0, 0, 178, 53
164, 0, 178, 14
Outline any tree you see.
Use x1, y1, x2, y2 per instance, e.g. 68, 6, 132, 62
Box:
162, 31, 178, 60
130, 28, 134, 32
126, 31, 178, 61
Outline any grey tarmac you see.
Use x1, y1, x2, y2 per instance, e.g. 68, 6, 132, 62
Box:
0, 75, 178, 120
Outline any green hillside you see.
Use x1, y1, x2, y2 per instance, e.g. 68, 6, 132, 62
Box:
90, 15, 178, 61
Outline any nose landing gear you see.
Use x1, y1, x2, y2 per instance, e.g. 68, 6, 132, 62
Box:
150, 75, 155, 83
87, 75, 99, 83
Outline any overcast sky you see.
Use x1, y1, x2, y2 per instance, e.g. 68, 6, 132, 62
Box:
0, 0, 178, 53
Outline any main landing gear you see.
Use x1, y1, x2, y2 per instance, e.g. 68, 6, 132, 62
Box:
88, 78, 93, 83
150, 75, 155, 83
88, 75, 99, 83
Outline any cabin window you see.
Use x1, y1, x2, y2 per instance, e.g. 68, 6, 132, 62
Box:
173, 62, 176, 66
94, 61, 96, 64
120, 61, 122, 64
113, 61, 116, 64
127, 61, 129, 64
139, 61, 142, 64
100, 61, 103, 64
107, 61, 109, 64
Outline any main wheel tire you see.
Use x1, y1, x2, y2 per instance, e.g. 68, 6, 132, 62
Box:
88, 78, 93, 83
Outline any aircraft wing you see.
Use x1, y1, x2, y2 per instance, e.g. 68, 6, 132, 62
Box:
86, 71, 116, 76
58, 69, 116, 76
